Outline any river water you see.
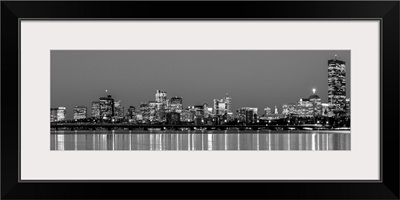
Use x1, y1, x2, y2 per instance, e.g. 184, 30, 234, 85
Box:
50, 130, 350, 151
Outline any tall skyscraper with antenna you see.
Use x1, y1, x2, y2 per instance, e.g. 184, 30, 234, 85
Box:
328, 55, 346, 113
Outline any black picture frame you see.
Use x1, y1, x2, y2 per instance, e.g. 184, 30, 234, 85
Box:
1, 1, 399, 199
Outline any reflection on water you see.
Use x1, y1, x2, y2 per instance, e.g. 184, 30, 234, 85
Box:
50, 130, 350, 151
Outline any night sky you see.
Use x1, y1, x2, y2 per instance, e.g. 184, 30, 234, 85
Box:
51, 50, 350, 119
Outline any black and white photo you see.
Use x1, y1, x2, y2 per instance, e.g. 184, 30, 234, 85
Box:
50, 50, 351, 151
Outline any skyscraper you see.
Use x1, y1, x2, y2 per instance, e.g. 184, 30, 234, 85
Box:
297, 98, 313, 117
91, 101, 100, 118
99, 95, 114, 120
155, 90, 167, 121
238, 107, 258, 123
193, 105, 204, 122
140, 102, 150, 122
155, 90, 167, 104
148, 101, 161, 121
213, 94, 232, 116
57, 107, 67, 121
309, 89, 322, 117
225, 93, 232, 113
328, 55, 346, 113
345, 98, 351, 117
127, 106, 135, 119
50, 108, 58, 122
169, 96, 183, 113
114, 100, 124, 119
73, 106, 87, 120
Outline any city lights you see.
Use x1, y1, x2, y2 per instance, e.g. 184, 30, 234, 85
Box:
51, 56, 350, 128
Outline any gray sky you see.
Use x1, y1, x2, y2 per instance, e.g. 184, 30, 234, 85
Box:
51, 50, 350, 118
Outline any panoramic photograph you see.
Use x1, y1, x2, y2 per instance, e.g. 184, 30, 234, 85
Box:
50, 50, 350, 151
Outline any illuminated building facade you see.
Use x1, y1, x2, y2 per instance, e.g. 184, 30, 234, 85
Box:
204, 105, 213, 118
193, 105, 204, 124
114, 100, 124, 119
225, 93, 232, 113
57, 107, 67, 121
127, 106, 135, 119
264, 107, 271, 115
169, 96, 183, 113
50, 108, 58, 122
296, 98, 314, 117
321, 103, 335, 117
180, 108, 194, 122
282, 90, 323, 118
345, 98, 351, 117
99, 95, 114, 120
308, 91, 322, 117
91, 101, 100, 118
282, 103, 297, 116
328, 56, 346, 113
140, 102, 150, 122
148, 101, 156, 121
242, 107, 258, 116
213, 94, 231, 116
245, 109, 254, 124
156, 104, 166, 122
154, 90, 167, 121
147, 101, 164, 122
238, 107, 258, 123
155, 90, 167, 104
73, 106, 87, 120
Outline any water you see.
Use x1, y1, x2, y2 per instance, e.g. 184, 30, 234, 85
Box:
50, 130, 350, 150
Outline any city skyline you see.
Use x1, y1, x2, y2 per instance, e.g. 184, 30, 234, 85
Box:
51, 50, 351, 119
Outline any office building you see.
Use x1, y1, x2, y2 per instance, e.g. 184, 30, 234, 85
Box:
114, 100, 124, 119
345, 98, 351, 117
193, 105, 204, 124
57, 107, 67, 121
127, 106, 135, 119
148, 101, 164, 122
91, 101, 100, 118
237, 107, 258, 123
50, 108, 58, 122
99, 95, 114, 120
155, 90, 167, 104
180, 108, 194, 122
282, 103, 297, 116
73, 106, 87, 120
140, 102, 150, 121
169, 96, 183, 113
321, 103, 335, 117
328, 56, 346, 113
213, 94, 232, 116
264, 107, 271, 115
308, 89, 322, 117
